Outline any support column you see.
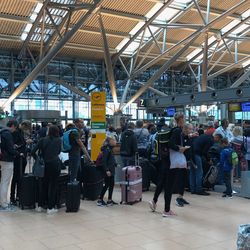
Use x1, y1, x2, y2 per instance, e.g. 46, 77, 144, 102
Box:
220, 103, 228, 120
10, 52, 15, 113
201, 33, 208, 91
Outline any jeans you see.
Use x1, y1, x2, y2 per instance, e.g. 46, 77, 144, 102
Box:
176, 168, 187, 196
190, 155, 203, 193
0, 161, 14, 208
99, 175, 115, 200
69, 154, 81, 182
224, 171, 232, 195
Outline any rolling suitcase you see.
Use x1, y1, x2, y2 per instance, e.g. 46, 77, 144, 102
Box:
56, 173, 69, 208
66, 181, 80, 212
121, 155, 142, 204
82, 161, 104, 201
19, 155, 36, 210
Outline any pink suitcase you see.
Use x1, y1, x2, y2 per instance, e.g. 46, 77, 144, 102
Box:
120, 166, 142, 204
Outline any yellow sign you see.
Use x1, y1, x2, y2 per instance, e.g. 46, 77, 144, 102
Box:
91, 133, 106, 161
91, 92, 106, 161
91, 92, 106, 122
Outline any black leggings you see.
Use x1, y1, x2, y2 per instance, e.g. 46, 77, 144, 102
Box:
38, 159, 60, 209
99, 175, 114, 200
153, 158, 178, 212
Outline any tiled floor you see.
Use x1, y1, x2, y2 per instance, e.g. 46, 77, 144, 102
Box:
0, 187, 248, 250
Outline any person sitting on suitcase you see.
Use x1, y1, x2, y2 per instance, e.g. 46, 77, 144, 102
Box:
97, 137, 118, 207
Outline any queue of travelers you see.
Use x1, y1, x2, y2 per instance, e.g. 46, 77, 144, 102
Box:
0, 115, 249, 218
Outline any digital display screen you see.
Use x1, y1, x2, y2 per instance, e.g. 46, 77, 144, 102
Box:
166, 107, 176, 117
228, 103, 242, 112
242, 102, 250, 112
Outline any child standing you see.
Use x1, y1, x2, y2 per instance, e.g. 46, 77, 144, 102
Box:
220, 138, 233, 198
97, 137, 118, 206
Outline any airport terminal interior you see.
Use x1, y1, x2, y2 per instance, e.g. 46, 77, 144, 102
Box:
0, 0, 250, 249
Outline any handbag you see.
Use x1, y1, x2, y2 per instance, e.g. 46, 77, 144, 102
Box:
169, 149, 187, 169
32, 138, 47, 178
33, 155, 45, 177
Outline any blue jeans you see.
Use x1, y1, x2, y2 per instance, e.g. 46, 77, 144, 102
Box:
68, 154, 81, 182
189, 155, 203, 193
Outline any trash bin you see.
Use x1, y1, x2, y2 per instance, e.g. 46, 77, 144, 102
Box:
237, 224, 250, 250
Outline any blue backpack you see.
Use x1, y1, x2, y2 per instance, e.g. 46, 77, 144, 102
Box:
62, 129, 78, 152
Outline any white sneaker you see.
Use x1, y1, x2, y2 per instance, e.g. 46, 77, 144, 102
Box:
35, 207, 43, 213
47, 208, 58, 215
149, 200, 157, 212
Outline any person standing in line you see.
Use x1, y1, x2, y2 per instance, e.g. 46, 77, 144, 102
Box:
10, 121, 31, 205
214, 118, 233, 142
0, 120, 19, 211
220, 138, 234, 198
120, 122, 138, 167
31, 125, 62, 214
97, 137, 118, 206
133, 120, 149, 158
65, 123, 90, 182
175, 123, 194, 207
149, 113, 189, 217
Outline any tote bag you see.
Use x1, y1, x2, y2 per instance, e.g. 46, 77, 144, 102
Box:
33, 155, 45, 178
169, 149, 187, 169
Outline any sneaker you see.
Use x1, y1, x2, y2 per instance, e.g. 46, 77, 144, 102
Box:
175, 198, 184, 207
47, 208, 58, 215
97, 200, 107, 207
107, 200, 118, 206
10, 200, 17, 206
180, 198, 189, 205
0, 204, 16, 212
35, 206, 43, 213
149, 200, 157, 212
162, 210, 177, 217
222, 194, 233, 198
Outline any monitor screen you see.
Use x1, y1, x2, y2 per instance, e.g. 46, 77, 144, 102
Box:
242, 102, 250, 112
228, 103, 242, 112
166, 107, 176, 117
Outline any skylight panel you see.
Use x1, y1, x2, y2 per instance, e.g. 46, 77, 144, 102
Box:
242, 59, 250, 68
221, 20, 241, 34
123, 42, 140, 55
233, 24, 249, 35
242, 9, 250, 19
156, 8, 180, 22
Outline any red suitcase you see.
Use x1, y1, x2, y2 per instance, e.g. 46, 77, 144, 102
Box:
121, 165, 142, 205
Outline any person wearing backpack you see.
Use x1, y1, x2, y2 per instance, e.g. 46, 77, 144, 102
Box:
64, 124, 90, 182
220, 138, 236, 198
134, 120, 149, 158
120, 122, 138, 167
97, 137, 118, 206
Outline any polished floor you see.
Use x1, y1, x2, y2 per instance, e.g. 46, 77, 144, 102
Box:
0, 187, 248, 250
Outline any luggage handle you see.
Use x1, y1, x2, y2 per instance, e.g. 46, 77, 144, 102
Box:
135, 152, 139, 166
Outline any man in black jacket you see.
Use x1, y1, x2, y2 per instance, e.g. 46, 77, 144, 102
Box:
0, 120, 19, 211
120, 122, 138, 167
191, 133, 214, 195
10, 121, 30, 205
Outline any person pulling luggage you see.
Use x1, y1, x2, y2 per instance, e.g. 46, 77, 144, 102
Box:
97, 137, 118, 206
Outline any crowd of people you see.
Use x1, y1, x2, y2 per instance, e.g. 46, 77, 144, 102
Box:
0, 115, 249, 217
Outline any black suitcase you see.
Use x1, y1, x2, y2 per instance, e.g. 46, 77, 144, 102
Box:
66, 181, 80, 212
82, 161, 104, 200
19, 156, 36, 209
56, 173, 69, 208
